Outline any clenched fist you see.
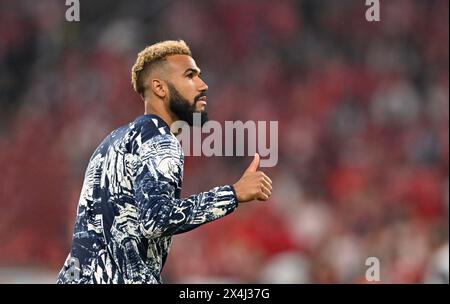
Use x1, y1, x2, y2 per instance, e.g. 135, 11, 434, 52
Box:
233, 153, 273, 203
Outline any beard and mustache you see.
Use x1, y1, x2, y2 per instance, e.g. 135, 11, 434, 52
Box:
167, 83, 209, 127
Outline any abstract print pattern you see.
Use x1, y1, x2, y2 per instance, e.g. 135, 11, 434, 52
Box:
57, 114, 238, 284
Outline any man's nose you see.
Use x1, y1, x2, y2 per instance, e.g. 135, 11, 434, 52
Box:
197, 77, 208, 92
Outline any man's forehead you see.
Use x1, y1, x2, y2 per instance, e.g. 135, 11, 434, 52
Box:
166, 54, 200, 73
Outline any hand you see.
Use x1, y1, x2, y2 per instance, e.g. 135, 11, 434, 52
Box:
233, 153, 273, 203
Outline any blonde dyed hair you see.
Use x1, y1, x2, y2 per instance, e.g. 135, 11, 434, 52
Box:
131, 40, 191, 96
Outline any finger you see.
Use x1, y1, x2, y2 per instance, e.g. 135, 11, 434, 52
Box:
261, 172, 272, 184
261, 178, 272, 191
260, 184, 272, 197
245, 153, 260, 173
257, 192, 269, 201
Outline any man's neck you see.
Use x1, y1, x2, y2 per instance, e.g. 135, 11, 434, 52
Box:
144, 99, 177, 129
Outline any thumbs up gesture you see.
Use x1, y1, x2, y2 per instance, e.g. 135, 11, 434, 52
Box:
232, 153, 273, 203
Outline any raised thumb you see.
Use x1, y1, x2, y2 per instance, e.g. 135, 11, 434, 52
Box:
245, 153, 260, 173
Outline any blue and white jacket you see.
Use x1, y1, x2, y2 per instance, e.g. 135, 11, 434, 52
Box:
57, 114, 238, 284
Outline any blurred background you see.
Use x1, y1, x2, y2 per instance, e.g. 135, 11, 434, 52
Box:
0, 0, 448, 283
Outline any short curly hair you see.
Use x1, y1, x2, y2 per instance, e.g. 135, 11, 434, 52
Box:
131, 40, 191, 96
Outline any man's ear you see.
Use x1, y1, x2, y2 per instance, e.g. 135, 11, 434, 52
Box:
151, 78, 166, 99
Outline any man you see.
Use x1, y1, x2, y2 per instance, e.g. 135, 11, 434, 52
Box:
57, 40, 273, 284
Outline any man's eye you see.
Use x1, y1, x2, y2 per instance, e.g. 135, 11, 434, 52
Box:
187, 73, 194, 79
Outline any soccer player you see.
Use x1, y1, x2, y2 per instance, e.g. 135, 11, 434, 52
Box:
57, 40, 273, 283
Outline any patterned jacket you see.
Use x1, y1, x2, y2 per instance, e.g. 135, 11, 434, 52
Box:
57, 114, 238, 283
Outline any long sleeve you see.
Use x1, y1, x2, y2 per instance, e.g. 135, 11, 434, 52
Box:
134, 133, 238, 239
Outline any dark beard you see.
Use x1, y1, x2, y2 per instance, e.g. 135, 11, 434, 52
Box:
168, 83, 208, 127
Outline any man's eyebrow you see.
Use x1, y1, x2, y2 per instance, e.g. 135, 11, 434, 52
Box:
183, 68, 201, 75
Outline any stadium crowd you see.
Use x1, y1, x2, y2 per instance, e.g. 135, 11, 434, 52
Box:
0, 0, 448, 283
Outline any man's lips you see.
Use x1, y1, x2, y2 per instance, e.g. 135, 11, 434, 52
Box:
197, 96, 207, 106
